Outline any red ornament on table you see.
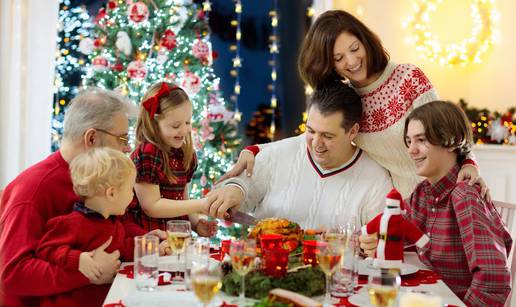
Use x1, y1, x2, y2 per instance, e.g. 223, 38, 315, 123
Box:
127, 60, 147, 79
362, 188, 429, 267
161, 29, 177, 51
127, 1, 149, 23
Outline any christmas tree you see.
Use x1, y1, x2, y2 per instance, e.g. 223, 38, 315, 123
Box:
81, 0, 241, 198
52, 0, 94, 151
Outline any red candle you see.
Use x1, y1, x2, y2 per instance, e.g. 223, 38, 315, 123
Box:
303, 240, 325, 266
260, 234, 283, 251
263, 247, 289, 277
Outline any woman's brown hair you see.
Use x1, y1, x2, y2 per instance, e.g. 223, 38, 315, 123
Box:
298, 10, 389, 89
135, 82, 195, 183
403, 100, 473, 163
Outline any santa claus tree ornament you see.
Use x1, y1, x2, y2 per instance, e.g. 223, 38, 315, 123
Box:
362, 188, 429, 268
192, 39, 210, 63
115, 31, 132, 56
161, 29, 177, 51
127, 1, 149, 23
181, 71, 201, 95
207, 93, 234, 123
92, 56, 109, 71
127, 60, 147, 79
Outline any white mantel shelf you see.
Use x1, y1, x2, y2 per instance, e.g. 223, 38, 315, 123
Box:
472, 144, 516, 203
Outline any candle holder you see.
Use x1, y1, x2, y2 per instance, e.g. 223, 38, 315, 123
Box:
260, 234, 283, 251
262, 247, 289, 277
303, 240, 324, 266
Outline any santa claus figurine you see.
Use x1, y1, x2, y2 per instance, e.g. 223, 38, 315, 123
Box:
362, 188, 429, 268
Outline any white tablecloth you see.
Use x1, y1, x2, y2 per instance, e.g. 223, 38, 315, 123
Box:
103, 252, 465, 306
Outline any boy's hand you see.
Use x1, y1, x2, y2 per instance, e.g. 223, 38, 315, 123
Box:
79, 251, 102, 281
195, 219, 218, 237
159, 240, 172, 256
91, 236, 121, 282
359, 232, 378, 258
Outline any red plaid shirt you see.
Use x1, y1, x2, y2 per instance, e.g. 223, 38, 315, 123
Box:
127, 142, 196, 231
405, 164, 512, 306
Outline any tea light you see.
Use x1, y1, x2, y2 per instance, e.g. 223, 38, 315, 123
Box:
303, 240, 324, 266
220, 239, 231, 259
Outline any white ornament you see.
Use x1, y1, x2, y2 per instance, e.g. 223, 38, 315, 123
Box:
487, 118, 509, 143
127, 60, 147, 79
156, 50, 169, 65
92, 56, 109, 71
115, 31, 132, 56
127, 1, 149, 23
509, 133, 516, 145
169, 6, 188, 34
78, 38, 94, 55
207, 103, 234, 123
181, 71, 201, 95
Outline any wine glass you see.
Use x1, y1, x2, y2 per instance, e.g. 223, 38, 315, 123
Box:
367, 268, 401, 307
230, 239, 256, 306
316, 240, 342, 306
167, 220, 192, 269
190, 264, 222, 307
326, 222, 357, 297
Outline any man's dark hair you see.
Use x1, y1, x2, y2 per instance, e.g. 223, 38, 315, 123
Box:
308, 81, 362, 131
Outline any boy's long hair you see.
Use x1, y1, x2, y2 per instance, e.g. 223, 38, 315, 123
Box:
135, 82, 195, 183
403, 100, 473, 163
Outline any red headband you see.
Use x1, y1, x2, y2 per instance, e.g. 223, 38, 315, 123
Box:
142, 82, 179, 119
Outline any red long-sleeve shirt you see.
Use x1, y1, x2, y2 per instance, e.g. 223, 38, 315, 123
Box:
0, 151, 146, 306
35, 203, 135, 307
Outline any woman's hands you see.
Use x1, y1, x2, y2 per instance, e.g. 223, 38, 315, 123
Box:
457, 164, 491, 201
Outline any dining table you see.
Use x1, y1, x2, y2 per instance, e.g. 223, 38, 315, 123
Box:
103, 251, 466, 307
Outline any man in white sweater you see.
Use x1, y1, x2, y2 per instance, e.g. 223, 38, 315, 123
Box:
208, 82, 392, 229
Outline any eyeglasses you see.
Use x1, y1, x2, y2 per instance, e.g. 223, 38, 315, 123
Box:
95, 128, 129, 146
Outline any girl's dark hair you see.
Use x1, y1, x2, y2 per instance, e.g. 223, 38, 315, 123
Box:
403, 100, 473, 163
298, 10, 389, 89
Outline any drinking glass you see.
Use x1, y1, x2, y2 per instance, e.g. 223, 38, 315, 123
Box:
316, 240, 342, 305
329, 222, 358, 297
190, 264, 222, 307
185, 237, 211, 290
230, 239, 256, 306
367, 268, 401, 307
134, 235, 159, 291
167, 220, 192, 261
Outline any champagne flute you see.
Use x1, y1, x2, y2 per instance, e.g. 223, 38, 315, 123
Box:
367, 268, 401, 307
167, 220, 192, 265
316, 240, 342, 306
230, 239, 256, 306
191, 265, 222, 307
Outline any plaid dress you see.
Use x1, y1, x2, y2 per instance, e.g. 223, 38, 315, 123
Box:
406, 164, 512, 306
127, 142, 196, 231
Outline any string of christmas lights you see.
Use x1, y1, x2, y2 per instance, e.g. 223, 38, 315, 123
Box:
404, 0, 500, 67
268, 0, 279, 140
230, 0, 243, 122
52, 0, 93, 151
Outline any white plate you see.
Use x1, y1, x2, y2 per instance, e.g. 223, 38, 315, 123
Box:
357, 258, 419, 276
348, 287, 373, 307
124, 291, 222, 307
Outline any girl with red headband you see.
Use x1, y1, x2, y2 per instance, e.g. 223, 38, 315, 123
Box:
126, 81, 217, 236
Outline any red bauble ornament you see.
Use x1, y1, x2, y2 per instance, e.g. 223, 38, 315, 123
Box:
127, 60, 147, 79
161, 29, 177, 51
197, 10, 205, 20
95, 8, 107, 25
212, 51, 218, 60
127, 1, 149, 23
93, 37, 105, 48
112, 62, 124, 72
192, 39, 210, 62
107, 0, 117, 10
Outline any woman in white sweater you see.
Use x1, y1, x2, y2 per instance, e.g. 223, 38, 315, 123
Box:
220, 10, 488, 198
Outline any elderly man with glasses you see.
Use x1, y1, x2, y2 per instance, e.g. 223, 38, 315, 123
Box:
0, 88, 162, 306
